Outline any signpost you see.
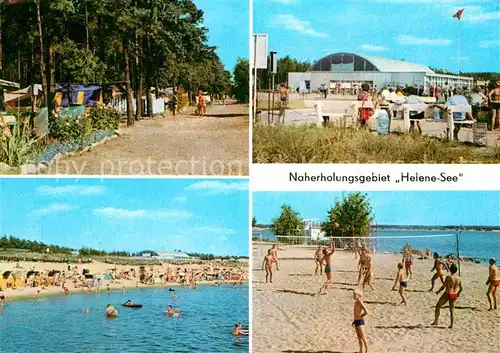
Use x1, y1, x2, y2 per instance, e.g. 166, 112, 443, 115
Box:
251, 34, 268, 123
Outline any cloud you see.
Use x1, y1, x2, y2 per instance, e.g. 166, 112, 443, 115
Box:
396, 35, 452, 45
186, 180, 248, 194
172, 196, 188, 203
37, 185, 105, 196
197, 226, 236, 235
33, 203, 75, 215
360, 44, 389, 52
479, 40, 500, 48
94, 208, 193, 220
273, 14, 327, 38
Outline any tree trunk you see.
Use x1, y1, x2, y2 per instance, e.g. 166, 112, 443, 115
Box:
135, 59, 142, 120
134, 32, 142, 121
36, 0, 48, 108
123, 43, 134, 126
46, 43, 55, 117
146, 76, 152, 117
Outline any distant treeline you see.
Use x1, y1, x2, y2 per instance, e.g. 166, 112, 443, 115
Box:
252, 225, 500, 232
186, 252, 249, 260
0, 236, 248, 259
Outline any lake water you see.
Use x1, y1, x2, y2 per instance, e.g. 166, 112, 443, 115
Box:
253, 229, 500, 261
0, 285, 249, 353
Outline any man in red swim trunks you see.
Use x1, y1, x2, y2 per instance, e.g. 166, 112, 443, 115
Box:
431, 264, 463, 328
486, 258, 500, 311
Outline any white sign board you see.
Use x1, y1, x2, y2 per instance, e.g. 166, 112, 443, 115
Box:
251, 34, 268, 70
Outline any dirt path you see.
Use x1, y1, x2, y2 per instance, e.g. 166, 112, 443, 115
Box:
47, 104, 249, 175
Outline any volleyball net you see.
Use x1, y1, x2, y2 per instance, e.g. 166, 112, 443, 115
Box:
252, 233, 459, 260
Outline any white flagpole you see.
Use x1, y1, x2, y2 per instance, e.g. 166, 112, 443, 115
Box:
458, 17, 461, 77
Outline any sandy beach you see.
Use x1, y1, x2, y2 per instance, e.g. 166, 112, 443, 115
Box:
252, 245, 500, 353
0, 259, 248, 301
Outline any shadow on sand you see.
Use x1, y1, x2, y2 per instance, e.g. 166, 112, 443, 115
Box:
364, 300, 398, 306
276, 289, 316, 297
443, 305, 480, 311
334, 270, 358, 273
374, 277, 393, 281
289, 274, 314, 277
375, 324, 446, 330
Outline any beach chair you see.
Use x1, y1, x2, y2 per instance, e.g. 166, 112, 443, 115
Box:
402, 103, 430, 132
447, 105, 474, 141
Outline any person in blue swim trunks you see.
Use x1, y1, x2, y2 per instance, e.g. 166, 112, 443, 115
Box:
317, 239, 335, 295
392, 263, 408, 305
352, 289, 369, 353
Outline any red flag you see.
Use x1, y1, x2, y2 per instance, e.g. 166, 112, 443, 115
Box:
453, 8, 464, 20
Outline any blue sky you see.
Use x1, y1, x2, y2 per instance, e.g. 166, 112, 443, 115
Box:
253, 191, 500, 226
0, 179, 249, 256
254, 0, 500, 73
195, 0, 249, 72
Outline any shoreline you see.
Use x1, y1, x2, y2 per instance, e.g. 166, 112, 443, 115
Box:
1, 280, 248, 303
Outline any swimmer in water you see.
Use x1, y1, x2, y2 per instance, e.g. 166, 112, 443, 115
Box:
165, 304, 181, 317
168, 288, 175, 292
84, 309, 89, 315
392, 263, 408, 305
429, 252, 447, 291
431, 264, 463, 329
0, 294, 5, 307
352, 289, 369, 353
63, 287, 70, 295
37, 289, 41, 300
106, 284, 110, 293
486, 258, 500, 311
105, 304, 118, 317
173, 292, 177, 301
232, 323, 249, 336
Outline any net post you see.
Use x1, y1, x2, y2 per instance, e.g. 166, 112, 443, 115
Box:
456, 231, 461, 276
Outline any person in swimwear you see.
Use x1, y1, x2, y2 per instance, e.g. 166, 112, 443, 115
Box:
488, 81, 500, 130
486, 258, 500, 311
431, 264, 463, 329
352, 289, 369, 353
165, 304, 181, 317
123, 300, 134, 307
262, 249, 274, 283
269, 244, 279, 271
314, 245, 324, 276
232, 323, 249, 336
402, 246, 414, 279
362, 253, 374, 292
197, 90, 206, 117
84, 309, 89, 315
63, 286, 70, 295
278, 82, 289, 124
317, 240, 335, 295
392, 263, 408, 305
0, 294, 5, 307
357, 246, 369, 285
429, 252, 447, 291
105, 304, 118, 317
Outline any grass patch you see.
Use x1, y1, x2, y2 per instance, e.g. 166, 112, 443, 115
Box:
253, 124, 500, 163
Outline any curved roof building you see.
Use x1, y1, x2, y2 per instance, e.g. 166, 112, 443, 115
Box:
289, 52, 472, 93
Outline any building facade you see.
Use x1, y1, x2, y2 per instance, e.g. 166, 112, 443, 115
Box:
288, 52, 473, 93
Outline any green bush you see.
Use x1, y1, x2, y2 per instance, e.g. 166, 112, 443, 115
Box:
50, 111, 93, 141
89, 106, 122, 131
0, 115, 38, 166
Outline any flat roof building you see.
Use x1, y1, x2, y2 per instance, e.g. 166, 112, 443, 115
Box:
288, 52, 473, 93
